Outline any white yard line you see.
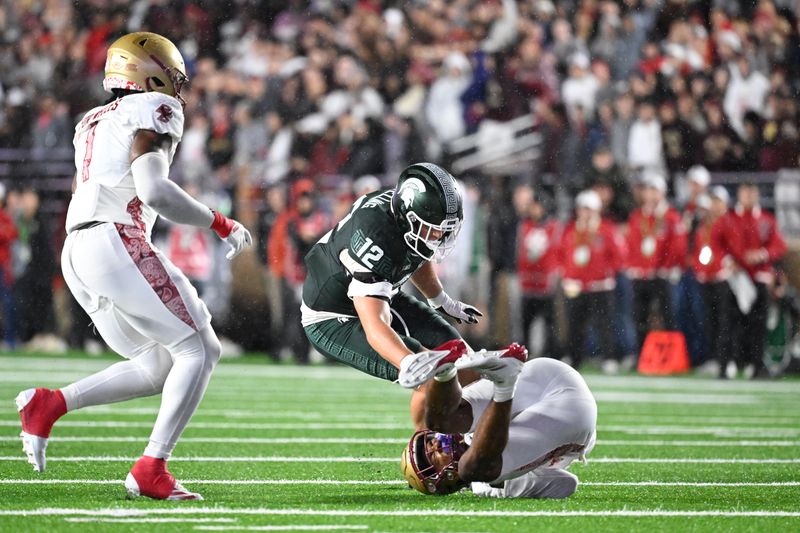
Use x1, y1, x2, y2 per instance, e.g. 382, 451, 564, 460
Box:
1, 456, 798, 464
3, 355, 799, 391
194, 524, 369, 531
1, 420, 797, 436
4, 406, 798, 424
1, 508, 799, 518
0, 420, 411, 430
54, 407, 406, 420
599, 440, 800, 447
591, 392, 763, 404
0, 436, 797, 447
601, 415, 800, 425
65, 518, 237, 523
2, 479, 799, 487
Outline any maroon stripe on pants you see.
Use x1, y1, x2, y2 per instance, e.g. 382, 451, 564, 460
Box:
115, 223, 198, 330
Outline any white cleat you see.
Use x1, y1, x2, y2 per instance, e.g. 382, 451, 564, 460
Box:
124, 473, 203, 501
15, 389, 56, 473
19, 431, 48, 473
398, 340, 467, 389
455, 343, 528, 383
398, 349, 451, 389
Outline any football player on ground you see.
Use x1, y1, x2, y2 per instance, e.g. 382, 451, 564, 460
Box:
15, 32, 252, 500
301, 163, 483, 426
400, 342, 597, 498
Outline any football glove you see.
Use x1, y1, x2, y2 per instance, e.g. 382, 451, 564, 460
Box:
455, 343, 528, 401
398, 339, 468, 389
427, 291, 483, 324
211, 211, 253, 260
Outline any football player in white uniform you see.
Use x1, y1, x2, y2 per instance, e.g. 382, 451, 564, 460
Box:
15, 32, 252, 501
400, 342, 597, 498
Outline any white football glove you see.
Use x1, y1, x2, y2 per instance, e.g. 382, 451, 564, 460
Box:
427, 291, 483, 324
223, 223, 253, 260
455, 343, 528, 401
398, 340, 468, 389
210, 211, 253, 260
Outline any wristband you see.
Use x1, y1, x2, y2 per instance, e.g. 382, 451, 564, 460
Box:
493, 382, 516, 403
427, 291, 448, 308
210, 210, 235, 238
433, 366, 457, 382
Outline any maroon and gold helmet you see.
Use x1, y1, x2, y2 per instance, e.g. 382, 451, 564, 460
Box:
400, 430, 468, 495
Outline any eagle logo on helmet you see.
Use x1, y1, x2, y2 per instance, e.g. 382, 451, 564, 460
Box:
399, 178, 426, 210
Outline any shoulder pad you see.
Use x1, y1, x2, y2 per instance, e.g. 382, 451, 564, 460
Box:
121, 92, 184, 141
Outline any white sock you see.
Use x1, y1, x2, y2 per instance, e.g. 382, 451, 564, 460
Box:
60, 343, 172, 411
143, 326, 221, 460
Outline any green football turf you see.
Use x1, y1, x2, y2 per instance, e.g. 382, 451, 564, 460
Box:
0, 353, 798, 532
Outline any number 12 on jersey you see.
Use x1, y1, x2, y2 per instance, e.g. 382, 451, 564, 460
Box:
354, 237, 384, 269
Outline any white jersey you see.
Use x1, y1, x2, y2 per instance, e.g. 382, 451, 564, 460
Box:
462, 358, 597, 484
66, 92, 184, 237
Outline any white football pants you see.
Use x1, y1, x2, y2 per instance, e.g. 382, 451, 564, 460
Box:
462, 358, 597, 485
471, 468, 580, 499
59, 223, 219, 460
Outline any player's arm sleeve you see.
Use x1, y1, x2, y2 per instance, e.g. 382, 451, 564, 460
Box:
128, 94, 214, 228
130, 150, 214, 227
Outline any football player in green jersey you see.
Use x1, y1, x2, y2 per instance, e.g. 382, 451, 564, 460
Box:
301, 163, 483, 426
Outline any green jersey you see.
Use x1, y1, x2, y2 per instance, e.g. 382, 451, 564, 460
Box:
302, 190, 428, 323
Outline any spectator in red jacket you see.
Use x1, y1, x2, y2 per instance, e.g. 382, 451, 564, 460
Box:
516, 190, 562, 359
559, 190, 625, 372
626, 171, 687, 351
0, 183, 18, 348
692, 187, 735, 377
286, 180, 331, 363
712, 182, 787, 377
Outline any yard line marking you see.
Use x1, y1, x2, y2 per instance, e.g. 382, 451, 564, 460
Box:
5, 406, 795, 425
0, 421, 412, 430
4, 355, 799, 389
3, 479, 800, 487
59, 407, 406, 420
0, 436, 797, 447
592, 392, 762, 404
2, 508, 800, 518
1, 420, 797, 436
0, 436, 408, 444
194, 527, 369, 531
599, 440, 800, 447
1, 456, 799, 464
4, 356, 799, 393
583, 481, 800, 487
65, 518, 237, 524
602, 416, 800, 425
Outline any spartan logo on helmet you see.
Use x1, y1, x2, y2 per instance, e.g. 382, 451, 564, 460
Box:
391, 163, 464, 262
399, 178, 427, 210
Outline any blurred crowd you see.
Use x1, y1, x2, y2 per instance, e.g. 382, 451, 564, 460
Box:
0, 0, 799, 374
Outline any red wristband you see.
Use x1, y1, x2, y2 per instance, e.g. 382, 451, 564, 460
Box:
210, 210, 235, 238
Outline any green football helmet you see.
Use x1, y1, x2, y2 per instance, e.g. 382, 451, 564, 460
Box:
391, 163, 464, 262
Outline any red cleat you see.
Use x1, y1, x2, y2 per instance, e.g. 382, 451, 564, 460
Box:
125, 456, 203, 501
398, 339, 468, 388
15, 388, 67, 472
501, 343, 529, 363
454, 343, 529, 382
